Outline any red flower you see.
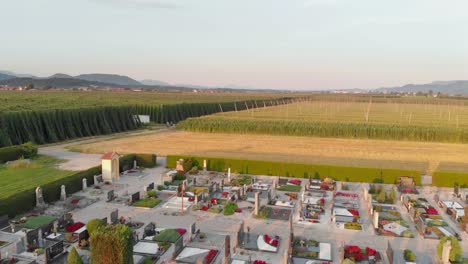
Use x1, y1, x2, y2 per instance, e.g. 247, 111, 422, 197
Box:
235, 208, 242, 213
263, 234, 271, 244
365, 247, 377, 256
66, 222, 85, 232
222, 192, 229, 197
175, 228, 187, 236
201, 206, 209, 211
253, 261, 266, 264
71, 199, 80, 204
345, 245, 361, 254
425, 207, 438, 215
271, 239, 279, 247
288, 179, 301, 186
348, 209, 359, 216
210, 198, 217, 204
355, 253, 365, 261
205, 249, 218, 264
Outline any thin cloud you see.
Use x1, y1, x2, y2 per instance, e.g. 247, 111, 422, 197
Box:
93, 0, 183, 9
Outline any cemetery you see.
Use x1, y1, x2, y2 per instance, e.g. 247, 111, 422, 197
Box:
291, 237, 332, 263
368, 185, 397, 205
333, 191, 362, 230
299, 190, 328, 223
343, 244, 382, 263
372, 204, 414, 238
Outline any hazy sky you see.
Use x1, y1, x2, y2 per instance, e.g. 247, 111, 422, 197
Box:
1, 0, 468, 90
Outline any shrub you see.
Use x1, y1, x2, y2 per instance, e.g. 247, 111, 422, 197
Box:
437, 236, 463, 263
67, 247, 84, 264
153, 229, 181, 243
224, 202, 238, 216
173, 172, 186, 181
157, 185, 164, 191
404, 249, 416, 262
86, 219, 105, 236
0, 142, 38, 163
146, 190, 157, 198
90, 225, 134, 264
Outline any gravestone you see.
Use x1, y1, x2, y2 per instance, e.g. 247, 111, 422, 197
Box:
82, 178, 87, 191
441, 240, 451, 264
26, 228, 39, 245
227, 168, 231, 182
373, 211, 379, 229
176, 159, 184, 171
38, 228, 43, 247
191, 222, 196, 236
203, 160, 207, 172
110, 209, 119, 225
224, 235, 231, 263
10, 222, 16, 233
144, 222, 156, 237
94, 175, 103, 186
36, 186, 46, 208
60, 185, 66, 201
434, 194, 440, 203
133, 160, 137, 169
46, 241, 64, 260
254, 192, 260, 216
386, 241, 394, 264
107, 190, 115, 202
454, 184, 460, 196
101, 217, 108, 225
148, 183, 155, 191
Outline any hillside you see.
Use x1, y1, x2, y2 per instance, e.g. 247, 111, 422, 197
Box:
75, 73, 141, 86
0, 73, 15, 81
375, 80, 468, 95
140, 79, 171, 86
0, 77, 111, 88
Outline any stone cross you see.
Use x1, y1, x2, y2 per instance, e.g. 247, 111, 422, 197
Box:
82, 178, 87, 191
239, 186, 244, 197
373, 211, 379, 229
441, 240, 452, 264
53, 221, 58, 234
35, 187, 45, 208
227, 168, 231, 182
60, 185, 66, 201
254, 192, 260, 215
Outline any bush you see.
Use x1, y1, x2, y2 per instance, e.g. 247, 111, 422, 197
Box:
153, 229, 181, 243
67, 247, 84, 264
173, 172, 186, 181
0, 142, 38, 163
224, 202, 238, 216
404, 249, 416, 262
157, 185, 164, 191
437, 236, 463, 263
146, 190, 157, 198
90, 225, 134, 264
86, 218, 105, 236
167, 155, 421, 185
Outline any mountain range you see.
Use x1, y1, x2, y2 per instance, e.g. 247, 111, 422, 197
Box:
373, 80, 468, 95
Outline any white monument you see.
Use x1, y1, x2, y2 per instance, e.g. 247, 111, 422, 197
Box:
60, 185, 66, 201
227, 168, 231, 182
82, 178, 87, 191
176, 159, 184, 171
101, 152, 120, 183
441, 240, 452, 264
203, 160, 207, 171
373, 211, 379, 229
35, 187, 45, 208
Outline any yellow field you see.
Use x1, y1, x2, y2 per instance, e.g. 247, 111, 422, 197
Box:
69, 130, 468, 174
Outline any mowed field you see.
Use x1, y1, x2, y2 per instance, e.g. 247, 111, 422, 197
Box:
69, 130, 468, 174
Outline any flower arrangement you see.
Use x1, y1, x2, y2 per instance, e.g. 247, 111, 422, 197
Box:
425, 207, 438, 215
205, 249, 218, 264
288, 179, 301, 186
263, 235, 279, 247
253, 260, 266, 264
65, 222, 85, 232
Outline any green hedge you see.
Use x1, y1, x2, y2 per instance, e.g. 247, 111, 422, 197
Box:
0, 142, 38, 163
119, 154, 157, 171
432, 171, 468, 188
90, 224, 134, 264
167, 155, 421, 185
0, 165, 101, 217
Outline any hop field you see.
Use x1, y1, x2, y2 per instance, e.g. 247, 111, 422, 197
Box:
178, 99, 468, 143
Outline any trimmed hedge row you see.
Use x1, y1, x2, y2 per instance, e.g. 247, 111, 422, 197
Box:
0, 154, 155, 217
119, 153, 157, 171
0, 142, 38, 163
167, 155, 421, 185
0, 165, 101, 217
432, 171, 468, 188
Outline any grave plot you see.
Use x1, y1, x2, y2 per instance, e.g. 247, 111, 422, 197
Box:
372, 204, 414, 238
405, 198, 459, 240
291, 237, 332, 263
439, 200, 466, 226
398, 176, 419, 195
239, 232, 281, 253
332, 191, 362, 230
277, 179, 302, 193
307, 177, 335, 191
343, 245, 382, 263
131, 190, 162, 208
175, 230, 226, 264
368, 185, 397, 205
299, 190, 327, 223
175, 248, 219, 264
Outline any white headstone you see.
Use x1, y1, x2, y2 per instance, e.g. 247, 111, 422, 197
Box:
254, 192, 260, 215
94, 175, 100, 186
441, 240, 451, 264
133, 160, 137, 169
228, 168, 231, 182
82, 178, 87, 191
38, 228, 43, 247
60, 185, 66, 201
203, 160, 207, 171
35, 187, 45, 208
373, 211, 379, 229
195, 194, 198, 204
